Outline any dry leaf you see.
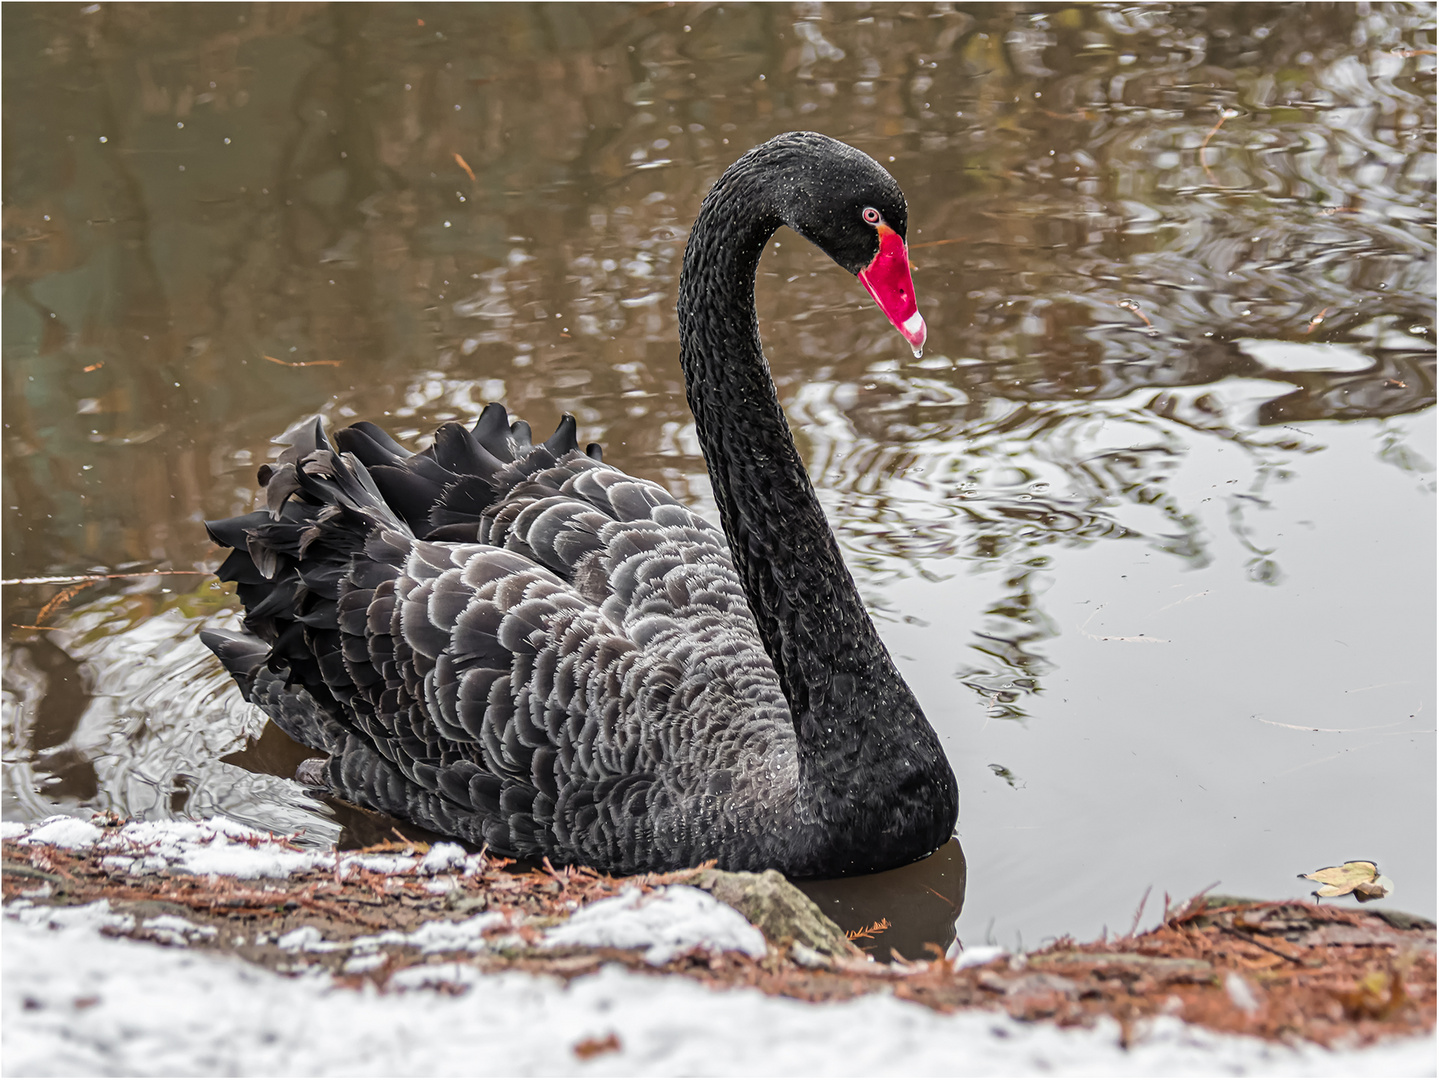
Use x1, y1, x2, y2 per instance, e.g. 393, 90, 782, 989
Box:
1300, 860, 1393, 901
1354, 876, 1395, 902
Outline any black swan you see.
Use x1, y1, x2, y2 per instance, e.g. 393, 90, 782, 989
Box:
202, 132, 959, 878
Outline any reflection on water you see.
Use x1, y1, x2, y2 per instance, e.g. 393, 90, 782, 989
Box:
798, 839, 967, 960
4, 591, 341, 846
4, 3, 1434, 947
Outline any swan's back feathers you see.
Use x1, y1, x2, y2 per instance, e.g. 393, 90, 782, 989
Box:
205, 406, 798, 873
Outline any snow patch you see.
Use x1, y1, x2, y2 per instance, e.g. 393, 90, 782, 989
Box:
341, 952, 388, 975
5, 899, 133, 936
420, 841, 467, 874
178, 842, 317, 879
272, 912, 511, 957
343, 853, 417, 875
89, 817, 323, 879
952, 944, 1010, 971
139, 915, 216, 947
388, 962, 485, 993
544, 885, 768, 965
30, 816, 491, 884
395, 913, 509, 954
23, 816, 101, 851
4, 913, 1433, 1076
276, 926, 349, 954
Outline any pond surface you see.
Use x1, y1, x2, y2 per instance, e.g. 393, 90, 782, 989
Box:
4, 3, 1434, 953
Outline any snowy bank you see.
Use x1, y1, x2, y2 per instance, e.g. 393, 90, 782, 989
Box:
4, 907, 1434, 1077
2, 815, 1434, 1076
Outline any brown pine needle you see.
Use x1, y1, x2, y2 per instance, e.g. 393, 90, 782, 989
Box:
34, 581, 97, 626
847, 917, 892, 941
453, 152, 477, 184
1116, 298, 1155, 330
263, 355, 342, 368
573, 1033, 621, 1060
1126, 884, 1153, 939
1199, 113, 1228, 154
1220, 924, 1306, 965
1199, 107, 1236, 184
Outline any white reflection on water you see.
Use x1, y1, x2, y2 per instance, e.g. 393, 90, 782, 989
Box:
3, 607, 339, 849
874, 407, 1436, 947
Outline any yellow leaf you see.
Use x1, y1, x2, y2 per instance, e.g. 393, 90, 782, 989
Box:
1299, 860, 1381, 899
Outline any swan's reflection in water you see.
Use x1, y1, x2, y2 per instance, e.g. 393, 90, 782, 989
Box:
796, 840, 966, 961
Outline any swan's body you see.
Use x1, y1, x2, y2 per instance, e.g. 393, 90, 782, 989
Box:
203, 133, 958, 877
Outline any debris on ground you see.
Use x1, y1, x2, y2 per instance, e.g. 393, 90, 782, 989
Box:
3, 816, 1433, 1052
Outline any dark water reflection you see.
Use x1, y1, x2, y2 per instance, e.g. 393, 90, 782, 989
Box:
4, 4, 1434, 949
798, 839, 967, 960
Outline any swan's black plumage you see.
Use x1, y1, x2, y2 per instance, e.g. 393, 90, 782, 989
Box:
203, 132, 959, 877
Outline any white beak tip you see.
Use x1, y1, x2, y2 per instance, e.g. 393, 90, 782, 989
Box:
901, 311, 927, 357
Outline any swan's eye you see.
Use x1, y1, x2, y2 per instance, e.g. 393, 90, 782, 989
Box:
862, 206, 882, 225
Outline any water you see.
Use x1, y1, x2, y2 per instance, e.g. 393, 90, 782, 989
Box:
4, 3, 1434, 954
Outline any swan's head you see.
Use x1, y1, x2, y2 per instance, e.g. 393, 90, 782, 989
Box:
761, 132, 927, 358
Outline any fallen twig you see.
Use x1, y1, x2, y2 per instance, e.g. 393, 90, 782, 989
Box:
3, 570, 208, 587
263, 355, 343, 369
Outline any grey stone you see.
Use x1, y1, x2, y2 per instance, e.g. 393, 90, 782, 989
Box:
679, 867, 865, 962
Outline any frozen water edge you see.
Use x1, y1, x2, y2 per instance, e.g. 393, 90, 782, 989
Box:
4, 905, 1433, 1077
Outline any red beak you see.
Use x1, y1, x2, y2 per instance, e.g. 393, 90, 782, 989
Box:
857, 225, 926, 357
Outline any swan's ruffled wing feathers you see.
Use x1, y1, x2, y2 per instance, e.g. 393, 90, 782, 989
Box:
205, 409, 796, 871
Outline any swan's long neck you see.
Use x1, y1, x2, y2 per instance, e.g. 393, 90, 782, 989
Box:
676, 161, 942, 833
